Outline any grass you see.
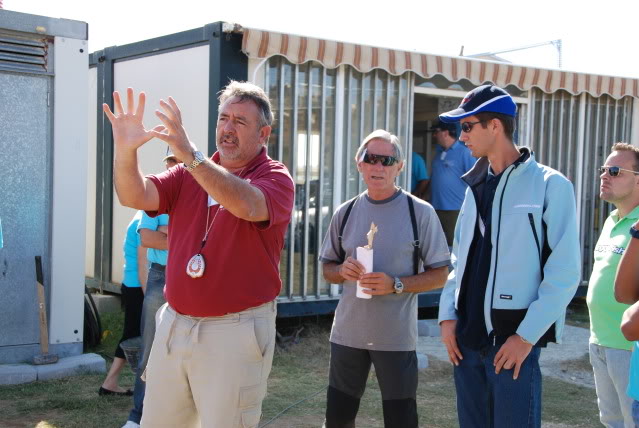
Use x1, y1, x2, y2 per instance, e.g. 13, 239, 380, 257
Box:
0, 305, 599, 428
262, 323, 598, 428
0, 311, 136, 428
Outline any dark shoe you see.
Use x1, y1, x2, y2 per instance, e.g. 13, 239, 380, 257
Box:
99, 386, 133, 397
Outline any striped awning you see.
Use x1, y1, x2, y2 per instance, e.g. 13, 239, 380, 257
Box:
239, 26, 638, 100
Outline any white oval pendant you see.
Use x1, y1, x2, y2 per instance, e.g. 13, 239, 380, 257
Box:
186, 253, 205, 278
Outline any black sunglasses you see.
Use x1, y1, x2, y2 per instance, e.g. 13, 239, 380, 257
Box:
599, 166, 639, 177
362, 151, 399, 167
460, 120, 485, 133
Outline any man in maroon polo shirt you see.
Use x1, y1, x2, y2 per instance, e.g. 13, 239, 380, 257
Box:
104, 81, 294, 428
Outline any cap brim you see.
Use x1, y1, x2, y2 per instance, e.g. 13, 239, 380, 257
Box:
439, 108, 474, 123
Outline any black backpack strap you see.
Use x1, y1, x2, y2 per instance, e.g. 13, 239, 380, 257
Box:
406, 195, 420, 275
338, 196, 358, 262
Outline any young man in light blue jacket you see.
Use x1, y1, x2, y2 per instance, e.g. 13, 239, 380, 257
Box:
437, 85, 581, 428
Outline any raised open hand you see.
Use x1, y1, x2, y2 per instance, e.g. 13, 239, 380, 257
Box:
150, 96, 197, 162
103, 88, 165, 152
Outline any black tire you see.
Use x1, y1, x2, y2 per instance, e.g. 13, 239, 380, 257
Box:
83, 287, 102, 351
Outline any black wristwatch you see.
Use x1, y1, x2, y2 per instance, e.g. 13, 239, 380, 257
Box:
630, 225, 639, 240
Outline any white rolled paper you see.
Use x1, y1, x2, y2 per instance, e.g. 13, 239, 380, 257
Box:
356, 246, 373, 299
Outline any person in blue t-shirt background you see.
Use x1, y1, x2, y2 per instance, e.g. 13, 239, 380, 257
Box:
411, 152, 429, 200
429, 120, 477, 247
99, 210, 146, 396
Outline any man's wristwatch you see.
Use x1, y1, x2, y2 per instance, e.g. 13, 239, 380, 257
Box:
185, 151, 205, 172
630, 225, 639, 240
393, 277, 404, 294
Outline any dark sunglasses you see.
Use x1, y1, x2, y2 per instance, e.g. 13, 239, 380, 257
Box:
599, 166, 639, 177
460, 120, 485, 133
362, 151, 399, 167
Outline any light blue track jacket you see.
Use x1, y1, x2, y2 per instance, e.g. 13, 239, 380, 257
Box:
438, 147, 581, 344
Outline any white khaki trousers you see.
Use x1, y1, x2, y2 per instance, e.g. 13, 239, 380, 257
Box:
140, 300, 277, 428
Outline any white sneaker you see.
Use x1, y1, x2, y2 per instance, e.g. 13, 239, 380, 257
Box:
121, 421, 140, 428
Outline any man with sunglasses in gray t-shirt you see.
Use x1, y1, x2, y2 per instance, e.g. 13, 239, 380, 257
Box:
320, 129, 450, 428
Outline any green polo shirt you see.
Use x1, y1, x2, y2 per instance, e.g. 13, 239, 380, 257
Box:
586, 205, 639, 351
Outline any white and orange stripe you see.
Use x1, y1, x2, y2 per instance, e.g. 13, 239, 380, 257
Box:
240, 26, 638, 100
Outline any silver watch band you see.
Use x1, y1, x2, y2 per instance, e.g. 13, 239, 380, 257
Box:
186, 151, 204, 172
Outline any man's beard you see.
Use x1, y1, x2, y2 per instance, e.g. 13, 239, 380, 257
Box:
217, 133, 240, 160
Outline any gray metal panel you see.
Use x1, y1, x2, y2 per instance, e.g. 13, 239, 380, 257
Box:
277, 64, 285, 162
0, 9, 87, 40
94, 47, 115, 291
302, 63, 312, 298
316, 68, 327, 298
0, 71, 51, 348
286, 65, 299, 299
357, 72, 365, 195
89, 26, 213, 67
344, 68, 354, 199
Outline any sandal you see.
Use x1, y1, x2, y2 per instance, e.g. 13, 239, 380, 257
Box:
98, 386, 133, 397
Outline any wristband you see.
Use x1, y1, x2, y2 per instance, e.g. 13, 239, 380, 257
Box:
630, 226, 639, 240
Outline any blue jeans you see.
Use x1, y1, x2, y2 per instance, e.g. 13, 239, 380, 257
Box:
128, 264, 166, 424
589, 343, 634, 428
453, 341, 542, 428
632, 400, 639, 427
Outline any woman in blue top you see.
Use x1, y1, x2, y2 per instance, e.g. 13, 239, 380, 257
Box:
99, 211, 147, 396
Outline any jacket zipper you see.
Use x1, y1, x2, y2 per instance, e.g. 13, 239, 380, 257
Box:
489, 166, 516, 336
528, 212, 542, 262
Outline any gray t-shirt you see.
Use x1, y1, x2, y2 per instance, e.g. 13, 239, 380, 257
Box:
320, 189, 450, 351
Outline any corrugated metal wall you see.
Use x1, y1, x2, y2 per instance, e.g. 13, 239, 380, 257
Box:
264, 56, 412, 302
528, 88, 634, 282
265, 60, 636, 301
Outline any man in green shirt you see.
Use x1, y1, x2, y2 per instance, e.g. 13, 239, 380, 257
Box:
587, 142, 639, 428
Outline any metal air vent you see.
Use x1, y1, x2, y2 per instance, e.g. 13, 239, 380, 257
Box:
0, 34, 48, 73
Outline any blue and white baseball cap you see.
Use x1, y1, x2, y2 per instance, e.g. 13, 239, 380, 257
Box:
439, 85, 517, 123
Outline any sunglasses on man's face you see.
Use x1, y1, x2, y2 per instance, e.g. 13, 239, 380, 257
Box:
361, 150, 399, 167
599, 166, 639, 177
460, 120, 485, 133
